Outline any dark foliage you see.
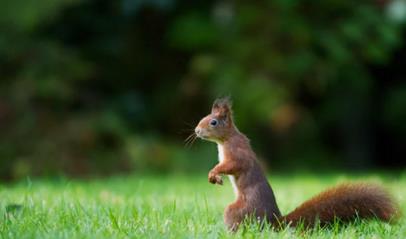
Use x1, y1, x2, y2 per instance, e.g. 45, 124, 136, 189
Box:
0, 0, 405, 180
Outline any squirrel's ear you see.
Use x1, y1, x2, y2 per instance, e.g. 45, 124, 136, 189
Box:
211, 97, 232, 120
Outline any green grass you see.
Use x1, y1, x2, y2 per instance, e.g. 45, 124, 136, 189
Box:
0, 173, 405, 238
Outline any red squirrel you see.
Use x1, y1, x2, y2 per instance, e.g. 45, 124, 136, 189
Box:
194, 97, 398, 231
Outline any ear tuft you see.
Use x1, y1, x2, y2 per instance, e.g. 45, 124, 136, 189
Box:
211, 97, 232, 118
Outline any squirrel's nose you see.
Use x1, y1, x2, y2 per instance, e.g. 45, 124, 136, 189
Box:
195, 127, 201, 135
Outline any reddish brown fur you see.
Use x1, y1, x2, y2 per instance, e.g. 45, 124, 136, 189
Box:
281, 183, 398, 228
195, 98, 399, 231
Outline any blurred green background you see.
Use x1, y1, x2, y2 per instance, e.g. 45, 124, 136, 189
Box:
1, 0, 406, 181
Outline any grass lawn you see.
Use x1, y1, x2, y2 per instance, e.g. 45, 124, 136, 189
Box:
0, 172, 405, 238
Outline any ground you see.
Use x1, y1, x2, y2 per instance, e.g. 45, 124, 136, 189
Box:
0, 173, 405, 238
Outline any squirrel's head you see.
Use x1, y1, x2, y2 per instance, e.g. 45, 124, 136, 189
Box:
195, 97, 234, 143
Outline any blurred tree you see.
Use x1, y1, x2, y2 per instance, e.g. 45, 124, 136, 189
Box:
0, 0, 404, 180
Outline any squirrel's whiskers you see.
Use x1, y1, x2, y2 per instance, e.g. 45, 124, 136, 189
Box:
184, 132, 197, 148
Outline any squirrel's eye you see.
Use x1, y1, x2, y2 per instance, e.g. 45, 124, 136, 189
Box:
210, 119, 218, 126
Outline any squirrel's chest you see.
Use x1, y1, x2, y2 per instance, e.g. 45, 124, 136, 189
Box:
217, 144, 226, 163
217, 144, 238, 196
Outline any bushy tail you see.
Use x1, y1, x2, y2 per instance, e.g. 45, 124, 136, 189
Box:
280, 183, 399, 228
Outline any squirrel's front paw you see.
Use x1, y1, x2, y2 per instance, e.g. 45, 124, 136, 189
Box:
208, 171, 223, 185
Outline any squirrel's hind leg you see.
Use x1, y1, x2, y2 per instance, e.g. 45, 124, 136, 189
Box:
224, 200, 249, 231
